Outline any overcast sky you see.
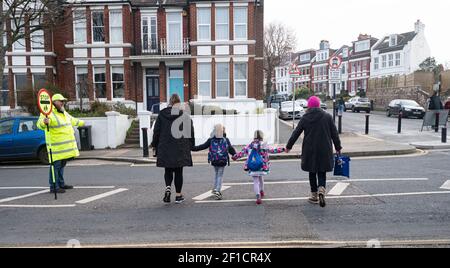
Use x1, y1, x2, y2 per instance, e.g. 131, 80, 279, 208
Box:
265, 0, 450, 65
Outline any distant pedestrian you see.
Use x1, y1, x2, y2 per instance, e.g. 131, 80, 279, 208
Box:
151, 94, 195, 204
192, 124, 237, 200
428, 90, 444, 111
232, 130, 285, 205
286, 96, 342, 208
444, 97, 450, 110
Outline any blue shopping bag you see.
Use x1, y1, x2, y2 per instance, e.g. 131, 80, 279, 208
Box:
334, 155, 351, 178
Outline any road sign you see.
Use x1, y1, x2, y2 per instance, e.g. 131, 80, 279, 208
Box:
37, 89, 52, 116
329, 56, 342, 70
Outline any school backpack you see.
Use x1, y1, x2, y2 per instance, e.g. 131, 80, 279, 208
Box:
208, 138, 229, 166
247, 143, 264, 172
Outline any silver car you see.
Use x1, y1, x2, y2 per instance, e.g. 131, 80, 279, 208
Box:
279, 101, 305, 120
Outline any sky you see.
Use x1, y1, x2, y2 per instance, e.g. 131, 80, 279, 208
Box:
264, 0, 450, 66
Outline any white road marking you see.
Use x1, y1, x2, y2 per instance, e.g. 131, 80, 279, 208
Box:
328, 182, 350, 196
75, 188, 128, 204
440, 180, 450, 190
0, 204, 76, 208
192, 186, 232, 201
0, 190, 49, 203
0, 186, 116, 190
223, 178, 429, 186
195, 191, 450, 204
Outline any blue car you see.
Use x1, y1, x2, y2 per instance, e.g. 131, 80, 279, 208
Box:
0, 116, 48, 164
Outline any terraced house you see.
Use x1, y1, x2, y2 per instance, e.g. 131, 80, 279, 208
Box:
1, 0, 264, 114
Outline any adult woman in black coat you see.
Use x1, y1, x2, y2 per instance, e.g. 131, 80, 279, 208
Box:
151, 94, 195, 204
286, 96, 342, 208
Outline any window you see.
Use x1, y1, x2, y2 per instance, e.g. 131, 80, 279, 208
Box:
362, 61, 367, 72
13, 19, 26, 51
74, 11, 87, 44
92, 11, 105, 42
33, 74, 46, 90
395, 53, 401, 66
216, 63, 229, 97
374, 57, 379, 70
234, 63, 247, 97
94, 67, 106, 98
234, 7, 247, 40
216, 7, 229, 41
355, 41, 370, 52
1, 75, 8, 106
76, 67, 89, 99
110, 11, 123, 43
142, 16, 158, 51
198, 63, 211, 98
197, 8, 211, 41
167, 13, 182, 52
31, 20, 44, 50
15, 74, 28, 107
111, 66, 124, 99
0, 120, 14, 135
18, 119, 37, 133
300, 54, 311, 62
388, 54, 394, 67
382, 55, 387, 68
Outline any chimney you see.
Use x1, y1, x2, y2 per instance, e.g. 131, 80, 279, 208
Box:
358, 34, 370, 41
415, 20, 425, 34
320, 40, 329, 50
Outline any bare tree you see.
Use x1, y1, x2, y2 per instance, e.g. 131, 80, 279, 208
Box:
264, 22, 297, 103
0, 0, 84, 108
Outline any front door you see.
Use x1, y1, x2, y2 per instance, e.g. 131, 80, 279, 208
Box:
168, 69, 184, 101
146, 70, 160, 113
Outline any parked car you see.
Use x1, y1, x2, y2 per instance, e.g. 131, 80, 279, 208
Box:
269, 94, 288, 109
320, 102, 328, 110
296, 99, 308, 109
0, 117, 48, 164
345, 97, 371, 113
279, 101, 305, 120
386, 99, 425, 119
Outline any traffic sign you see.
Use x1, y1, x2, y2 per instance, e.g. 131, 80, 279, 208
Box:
37, 89, 52, 116
329, 56, 342, 70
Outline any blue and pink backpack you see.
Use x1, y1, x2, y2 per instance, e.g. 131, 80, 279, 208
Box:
208, 138, 230, 166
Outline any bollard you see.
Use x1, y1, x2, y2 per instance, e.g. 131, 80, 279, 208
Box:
142, 128, 149, 157
333, 100, 336, 124
397, 111, 402, 134
338, 115, 342, 134
443, 127, 447, 143
435, 112, 440, 133
365, 114, 370, 135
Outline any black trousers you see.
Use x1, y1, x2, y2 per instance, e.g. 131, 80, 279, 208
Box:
309, 172, 326, 193
164, 167, 184, 193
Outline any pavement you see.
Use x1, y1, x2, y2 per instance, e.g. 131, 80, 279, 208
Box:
76, 114, 450, 165
78, 131, 419, 164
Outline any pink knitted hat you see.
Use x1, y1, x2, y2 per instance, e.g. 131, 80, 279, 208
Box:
307, 96, 321, 108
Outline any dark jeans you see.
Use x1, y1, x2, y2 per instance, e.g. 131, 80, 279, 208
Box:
49, 160, 67, 189
165, 167, 184, 194
309, 172, 326, 193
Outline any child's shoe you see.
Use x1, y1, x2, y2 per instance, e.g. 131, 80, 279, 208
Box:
260, 191, 265, 198
256, 194, 262, 205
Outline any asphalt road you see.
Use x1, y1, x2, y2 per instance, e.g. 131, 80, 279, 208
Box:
1, 150, 450, 247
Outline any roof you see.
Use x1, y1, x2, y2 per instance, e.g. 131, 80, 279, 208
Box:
373, 31, 417, 54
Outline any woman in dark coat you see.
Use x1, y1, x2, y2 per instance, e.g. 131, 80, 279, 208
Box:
151, 94, 195, 204
286, 96, 342, 208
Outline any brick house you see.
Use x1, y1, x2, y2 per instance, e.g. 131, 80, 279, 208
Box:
311, 40, 335, 94
1, 12, 56, 112
348, 34, 378, 96
1, 0, 264, 114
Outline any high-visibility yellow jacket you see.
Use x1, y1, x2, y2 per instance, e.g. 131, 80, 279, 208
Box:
37, 107, 85, 162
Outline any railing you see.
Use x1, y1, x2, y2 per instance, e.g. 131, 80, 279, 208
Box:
141, 38, 190, 56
